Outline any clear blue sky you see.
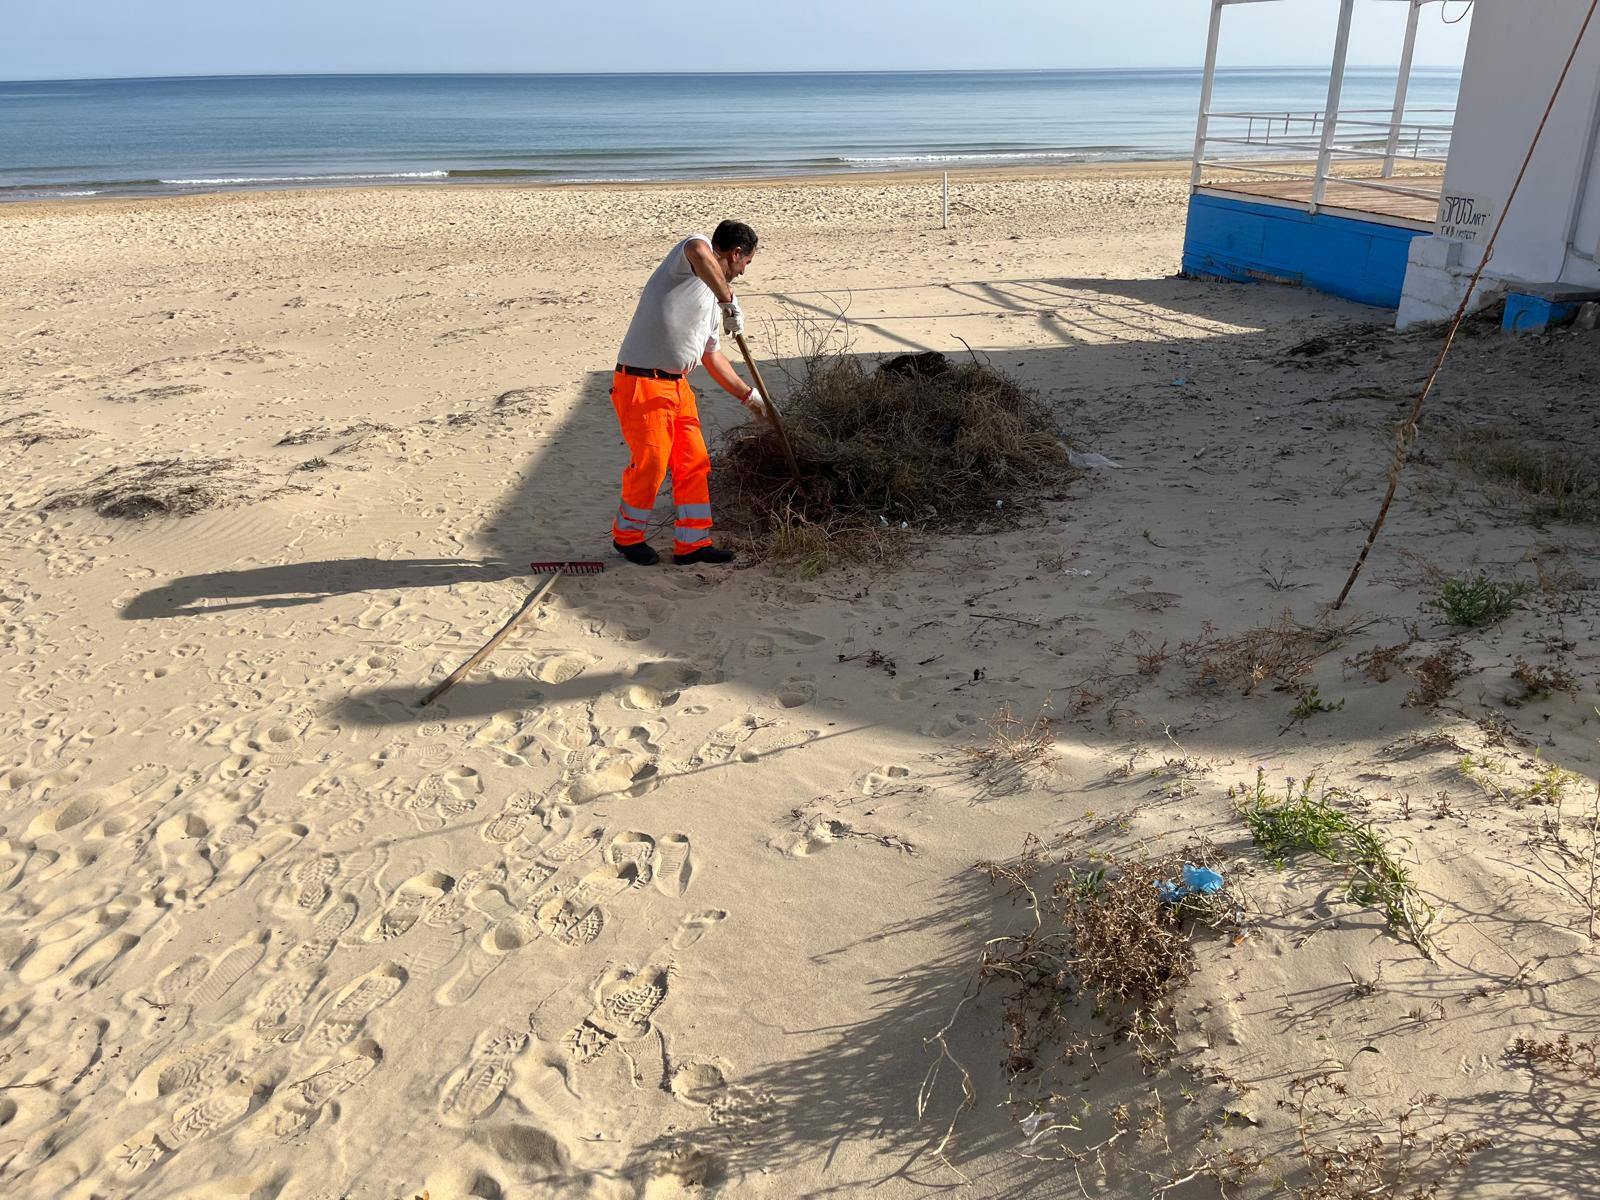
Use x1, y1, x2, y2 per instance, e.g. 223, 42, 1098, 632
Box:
6, 0, 1473, 80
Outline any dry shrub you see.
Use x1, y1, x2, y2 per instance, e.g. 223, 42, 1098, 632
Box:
1287, 1074, 1492, 1199
980, 839, 1242, 1076
46, 457, 305, 518
1506, 1033, 1600, 1081
1510, 656, 1578, 700
1444, 424, 1600, 524
715, 348, 1074, 572
1405, 645, 1471, 708
961, 702, 1058, 798
1531, 551, 1597, 597
1344, 639, 1414, 683
1180, 610, 1372, 695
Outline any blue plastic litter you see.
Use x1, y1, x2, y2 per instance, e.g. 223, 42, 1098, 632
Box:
1155, 864, 1225, 903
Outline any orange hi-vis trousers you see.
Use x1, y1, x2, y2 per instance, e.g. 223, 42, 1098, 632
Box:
610, 370, 714, 556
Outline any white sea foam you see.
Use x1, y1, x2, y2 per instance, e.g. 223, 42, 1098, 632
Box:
158, 171, 449, 185
839, 151, 1090, 165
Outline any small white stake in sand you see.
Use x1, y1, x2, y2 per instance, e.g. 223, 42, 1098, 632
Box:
942, 172, 949, 230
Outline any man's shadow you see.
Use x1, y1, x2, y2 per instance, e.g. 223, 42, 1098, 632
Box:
121, 558, 526, 620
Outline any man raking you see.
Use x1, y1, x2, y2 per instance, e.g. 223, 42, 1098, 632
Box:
609, 219, 765, 567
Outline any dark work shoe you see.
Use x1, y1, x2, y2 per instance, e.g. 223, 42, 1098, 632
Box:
613, 539, 660, 566
672, 546, 736, 566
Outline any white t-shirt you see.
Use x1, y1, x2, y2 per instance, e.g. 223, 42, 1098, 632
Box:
616, 234, 721, 375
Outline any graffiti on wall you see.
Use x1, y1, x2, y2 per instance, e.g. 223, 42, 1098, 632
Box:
1435, 192, 1495, 241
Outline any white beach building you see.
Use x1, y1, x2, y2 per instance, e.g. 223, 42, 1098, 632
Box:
1183, 0, 1600, 332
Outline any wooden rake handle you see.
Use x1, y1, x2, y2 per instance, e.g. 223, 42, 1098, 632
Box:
734, 332, 802, 485
417, 569, 563, 708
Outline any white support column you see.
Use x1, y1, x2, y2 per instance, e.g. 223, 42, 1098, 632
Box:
1311, 0, 1356, 211
1383, 0, 1422, 177
1191, 0, 1225, 189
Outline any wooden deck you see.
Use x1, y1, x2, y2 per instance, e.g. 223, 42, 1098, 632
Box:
1198, 174, 1443, 226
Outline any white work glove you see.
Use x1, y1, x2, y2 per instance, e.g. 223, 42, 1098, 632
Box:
740, 388, 767, 420
720, 297, 745, 337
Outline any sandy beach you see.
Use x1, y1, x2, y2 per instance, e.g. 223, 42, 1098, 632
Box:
2, 166, 1596, 1199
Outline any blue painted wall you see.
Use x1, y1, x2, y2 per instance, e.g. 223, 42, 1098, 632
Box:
1182, 193, 1429, 309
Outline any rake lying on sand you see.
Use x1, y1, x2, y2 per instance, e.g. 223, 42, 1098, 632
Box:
417, 560, 605, 707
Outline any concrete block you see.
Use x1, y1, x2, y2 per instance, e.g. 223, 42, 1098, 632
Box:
1407, 235, 1464, 271
1503, 291, 1584, 334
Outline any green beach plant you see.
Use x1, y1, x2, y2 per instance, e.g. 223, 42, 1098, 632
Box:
1231, 771, 1435, 958
1426, 572, 1529, 628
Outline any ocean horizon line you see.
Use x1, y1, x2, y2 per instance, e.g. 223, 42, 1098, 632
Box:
1, 64, 1465, 87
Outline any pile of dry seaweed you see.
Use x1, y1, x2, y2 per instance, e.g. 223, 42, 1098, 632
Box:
715, 350, 1074, 572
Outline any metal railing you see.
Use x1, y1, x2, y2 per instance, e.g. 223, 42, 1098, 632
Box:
1193, 106, 1454, 208
1192, 2, 1461, 217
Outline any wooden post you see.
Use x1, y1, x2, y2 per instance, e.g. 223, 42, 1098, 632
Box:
942, 171, 949, 229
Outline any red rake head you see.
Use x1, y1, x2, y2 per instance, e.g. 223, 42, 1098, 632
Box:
529, 560, 606, 575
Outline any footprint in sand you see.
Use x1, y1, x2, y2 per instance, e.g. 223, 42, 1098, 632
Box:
248, 1038, 381, 1142
534, 864, 635, 949
690, 714, 765, 767
918, 711, 983, 739
563, 962, 672, 1065
531, 812, 605, 867
151, 812, 214, 901
541, 706, 600, 757
116, 1076, 260, 1176
285, 893, 360, 970
654, 834, 693, 898
192, 931, 271, 1010
25, 793, 102, 840
671, 908, 725, 951
769, 816, 843, 858
67, 926, 143, 992
412, 769, 481, 821
128, 1033, 236, 1103
860, 764, 913, 796
268, 852, 339, 913
776, 676, 816, 709
433, 944, 503, 1008
303, 963, 407, 1053
639, 1148, 719, 1198
17, 912, 110, 985
250, 969, 322, 1041
529, 651, 596, 685
669, 1059, 731, 1108
439, 1028, 528, 1124
613, 720, 667, 757
36, 1016, 108, 1092
205, 823, 308, 900
606, 831, 655, 887
130, 953, 210, 1035
362, 871, 454, 942
482, 790, 539, 845
567, 752, 654, 804
619, 660, 702, 711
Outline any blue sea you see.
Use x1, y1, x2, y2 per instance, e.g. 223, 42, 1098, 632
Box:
0, 69, 1462, 201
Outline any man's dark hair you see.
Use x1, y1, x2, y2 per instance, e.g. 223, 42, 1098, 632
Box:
711, 219, 758, 254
